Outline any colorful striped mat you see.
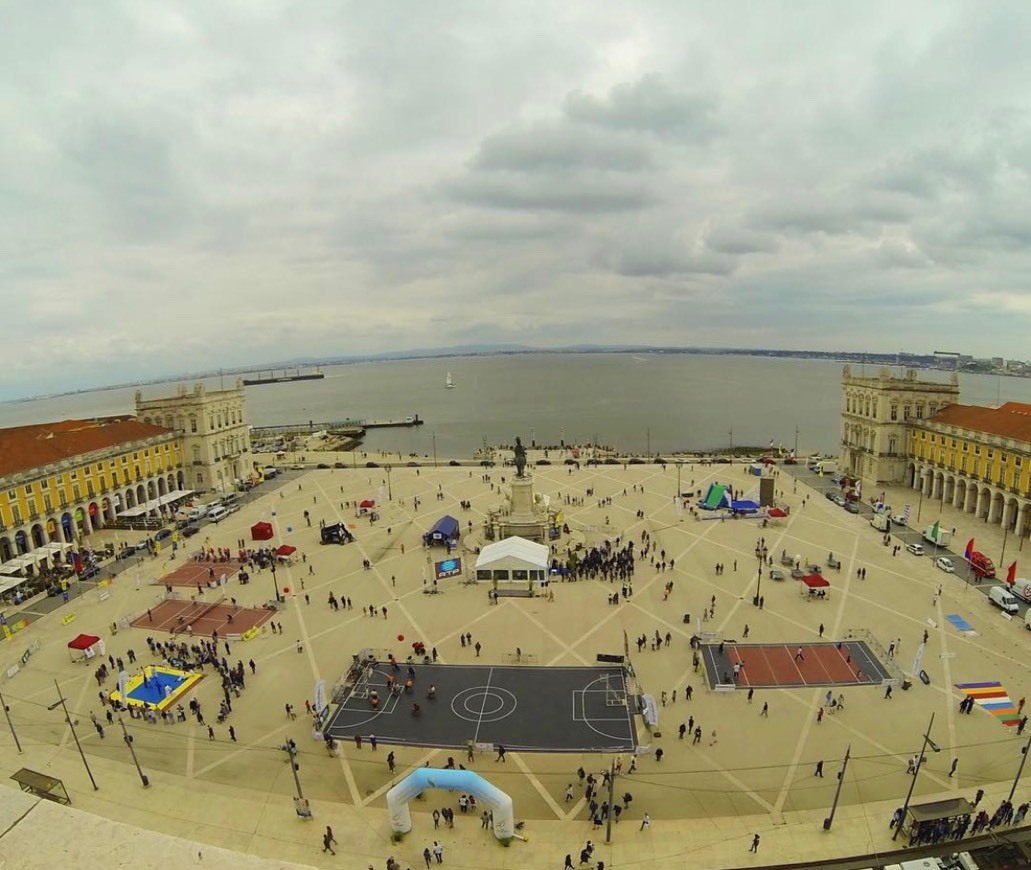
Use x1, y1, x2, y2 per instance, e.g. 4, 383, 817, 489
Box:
955, 681, 1022, 726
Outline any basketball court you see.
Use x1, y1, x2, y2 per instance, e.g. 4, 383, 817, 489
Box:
700, 640, 891, 689
323, 663, 637, 752
129, 597, 272, 637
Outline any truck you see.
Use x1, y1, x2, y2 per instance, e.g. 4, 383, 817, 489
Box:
923, 524, 952, 547
870, 514, 890, 532
969, 551, 996, 580
813, 459, 838, 475
1012, 577, 1031, 603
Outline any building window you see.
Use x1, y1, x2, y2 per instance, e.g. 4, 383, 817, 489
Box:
890, 405, 898, 421
44, 493, 52, 512
190, 416, 198, 433
23, 484, 32, 494
192, 446, 201, 463
916, 405, 924, 418
888, 436, 898, 455
903, 405, 910, 420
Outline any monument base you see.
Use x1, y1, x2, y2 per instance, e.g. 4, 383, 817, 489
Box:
498, 519, 547, 544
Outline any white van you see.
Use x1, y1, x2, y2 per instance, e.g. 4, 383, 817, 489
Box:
207, 506, 229, 523
870, 514, 890, 532
187, 505, 209, 522
220, 493, 241, 512
988, 585, 1020, 614
1013, 578, 1031, 603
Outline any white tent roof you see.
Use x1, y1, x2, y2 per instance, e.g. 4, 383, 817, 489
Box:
475, 536, 549, 571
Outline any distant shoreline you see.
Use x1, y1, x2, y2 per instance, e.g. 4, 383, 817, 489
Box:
2, 346, 1002, 405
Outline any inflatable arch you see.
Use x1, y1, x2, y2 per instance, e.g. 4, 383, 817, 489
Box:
386, 768, 514, 840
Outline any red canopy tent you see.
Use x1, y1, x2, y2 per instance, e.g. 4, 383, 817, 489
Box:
359, 499, 375, 510
275, 544, 297, 557
251, 521, 274, 541
801, 573, 830, 588
768, 507, 787, 518
67, 633, 104, 662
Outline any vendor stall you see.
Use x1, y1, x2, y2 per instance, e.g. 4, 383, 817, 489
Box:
275, 544, 297, 563
800, 573, 830, 600
67, 633, 105, 662
250, 521, 274, 541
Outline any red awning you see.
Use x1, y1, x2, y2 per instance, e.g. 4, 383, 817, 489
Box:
359, 499, 375, 509
801, 573, 830, 588
67, 633, 101, 650
768, 508, 787, 518
275, 544, 297, 557
251, 521, 274, 541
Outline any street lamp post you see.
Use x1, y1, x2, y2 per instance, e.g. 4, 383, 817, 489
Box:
49, 679, 98, 790
794, 427, 799, 457
753, 543, 768, 606
822, 744, 851, 830
118, 715, 150, 787
385, 465, 392, 501
0, 689, 23, 754
1009, 731, 1031, 802
432, 432, 437, 468
893, 713, 940, 841
271, 562, 282, 603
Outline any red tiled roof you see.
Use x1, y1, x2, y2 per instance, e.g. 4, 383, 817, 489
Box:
0, 417, 174, 478
927, 403, 1031, 443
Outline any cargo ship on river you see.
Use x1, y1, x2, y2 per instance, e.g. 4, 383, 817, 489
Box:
242, 367, 325, 386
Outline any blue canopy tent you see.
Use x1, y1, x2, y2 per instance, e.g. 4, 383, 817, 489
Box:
423, 515, 460, 546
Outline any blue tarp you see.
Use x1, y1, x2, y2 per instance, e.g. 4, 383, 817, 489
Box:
730, 500, 760, 513
424, 515, 459, 544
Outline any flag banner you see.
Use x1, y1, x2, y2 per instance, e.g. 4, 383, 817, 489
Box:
965, 538, 975, 560
1007, 562, 1017, 586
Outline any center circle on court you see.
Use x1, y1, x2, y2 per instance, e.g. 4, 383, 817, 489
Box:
450, 686, 518, 723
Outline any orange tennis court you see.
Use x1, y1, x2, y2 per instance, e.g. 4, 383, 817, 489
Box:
158, 560, 248, 588
130, 596, 272, 637
701, 640, 892, 689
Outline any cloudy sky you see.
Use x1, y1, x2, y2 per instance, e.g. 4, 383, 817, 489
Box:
3, 1, 1031, 399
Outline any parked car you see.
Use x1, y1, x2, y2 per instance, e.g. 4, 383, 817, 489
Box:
133, 539, 149, 552
79, 565, 101, 581
843, 502, 859, 514
830, 494, 847, 507
334, 461, 348, 469
182, 525, 200, 538
155, 528, 173, 542
935, 556, 955, 573
891, 514, 908, 527
317, 463, 331, 469
906, 543, 925, 556
117, 546, 136, 560
769, 567, 786, 580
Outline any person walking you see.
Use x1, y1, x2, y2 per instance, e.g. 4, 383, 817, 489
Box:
815, 760, 824, 777
794, 647, 805, 662
432, 841, 443, 863
818, 623, 824, 637
750, 833, 760, 853
495, 744, 506, 762
424, 846, 433, 867
640, 813, 650, 831
322, 826, 337, 854
949, 758, 958, 778
321, 831, 335, 854
760, 701, 769, 717
884, 684, 893, 700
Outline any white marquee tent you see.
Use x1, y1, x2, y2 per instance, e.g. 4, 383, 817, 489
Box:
474, 536, 549, 583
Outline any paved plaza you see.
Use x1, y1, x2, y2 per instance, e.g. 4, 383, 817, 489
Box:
1, 450, 1031, 868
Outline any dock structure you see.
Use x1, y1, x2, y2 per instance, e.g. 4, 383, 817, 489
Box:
251, 415, 424, 437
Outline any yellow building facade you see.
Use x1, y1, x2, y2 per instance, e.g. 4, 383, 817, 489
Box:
0, 418, 182, 564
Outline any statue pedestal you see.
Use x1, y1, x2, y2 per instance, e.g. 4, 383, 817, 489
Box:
500, 473, 548, 544
509, 475, 536, 520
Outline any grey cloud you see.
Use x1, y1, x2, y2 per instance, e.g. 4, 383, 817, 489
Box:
597, 237, 737, 278
565, 75, 719, 142
446, 172, 655, 214
704, 227, 778, 255
473, 125, 652, 173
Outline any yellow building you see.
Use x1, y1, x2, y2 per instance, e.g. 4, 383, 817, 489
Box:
909, 402, 1031, 539
0, 417, 182, 567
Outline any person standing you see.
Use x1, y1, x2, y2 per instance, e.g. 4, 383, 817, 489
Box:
750, 833, 760, 852
640, 813, 650, 831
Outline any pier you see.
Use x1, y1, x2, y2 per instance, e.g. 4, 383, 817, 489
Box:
251, 414, 424, 437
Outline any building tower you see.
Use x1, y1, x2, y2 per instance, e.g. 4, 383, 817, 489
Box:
840, 365, 959, 485
136, 379, 252, 495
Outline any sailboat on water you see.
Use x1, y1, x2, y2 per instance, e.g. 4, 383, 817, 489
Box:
445, 372, 455, 389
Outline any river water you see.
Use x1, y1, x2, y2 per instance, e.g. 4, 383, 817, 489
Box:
2, 354, 1028, 458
